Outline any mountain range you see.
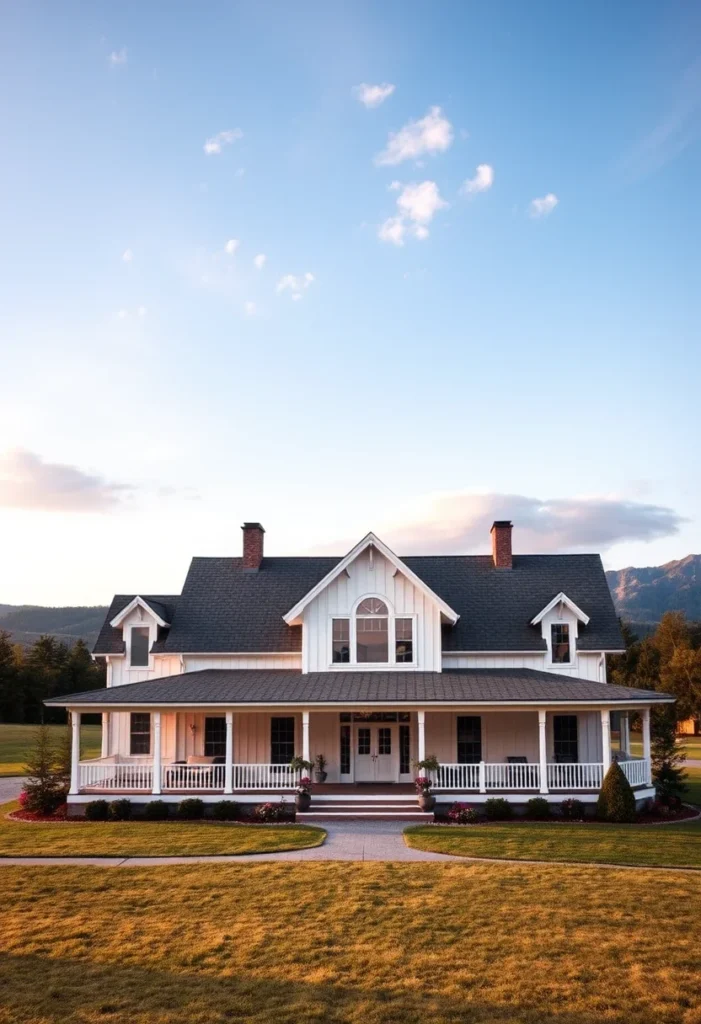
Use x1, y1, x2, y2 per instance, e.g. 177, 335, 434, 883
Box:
0, 553, 699, 648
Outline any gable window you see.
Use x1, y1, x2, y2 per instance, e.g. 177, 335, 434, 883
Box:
130, 713, 151, 755
553, 715, 578, 762
551, 623, 571, 663
356, 598, 388, 663
130, 627, 150, 668
270, 717, 295, 765
332, 618, 350, 663
457, 716, 482, 763
204, 716, 227, 759
395, 618, 413, 663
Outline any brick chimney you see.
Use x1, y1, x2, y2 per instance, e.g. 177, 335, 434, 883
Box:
242, 522, 265, 570
490, 520, 513, 569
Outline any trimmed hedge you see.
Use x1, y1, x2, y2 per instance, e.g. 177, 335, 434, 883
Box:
177, 798, 205, 820
596, 762, 636, 823
484, 798, 513, 821
144, 800, 170, 821
108, 799, 132, 821
212, 800, 240, 821
84, 800, 110, 821
525, 797, 551, 820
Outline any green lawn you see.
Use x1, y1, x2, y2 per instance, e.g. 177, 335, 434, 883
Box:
1, 861, 701, 1023
0, 722, 102, 776
0, 802, 325, 857
405, 818, 701, 868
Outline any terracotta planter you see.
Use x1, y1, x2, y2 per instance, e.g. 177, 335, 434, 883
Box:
418, 791, 435, 812
296, 792, 312, 812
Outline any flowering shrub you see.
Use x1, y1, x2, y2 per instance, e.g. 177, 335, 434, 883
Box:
448, 802, 480, 824
298, 776, 312, 793
560, 798, 585, 821
253, 801, 288, 822
17, 791, 29, 809
414, 776, 431, 792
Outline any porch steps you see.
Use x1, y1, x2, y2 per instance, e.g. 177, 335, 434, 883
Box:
297, 802, 433, 821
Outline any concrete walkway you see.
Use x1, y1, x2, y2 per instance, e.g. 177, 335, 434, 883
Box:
0, 778, 25, 803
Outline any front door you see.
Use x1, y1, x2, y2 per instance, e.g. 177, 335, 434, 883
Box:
354, 724, 397, 782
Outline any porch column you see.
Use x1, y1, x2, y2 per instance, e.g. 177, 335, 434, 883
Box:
601, 709, 611, 779
152, 711, 162, 795
642, 706, 652, 784
101, 712, 110, 758
302, 710, 310, 766
538, 709, 548, 794
224, 711, 233, 794
417, 710, 426, 764
620, 712, 630, 755
69, 709, 81, 796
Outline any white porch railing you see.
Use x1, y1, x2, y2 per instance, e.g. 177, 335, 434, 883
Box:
161, 764, 226, 791
485, 762, 541, 790
619, 758, 649, 787
546, 762, 603, 791
79, 760, 152, 791
435, 764, 480, 790
232, 764, 299, 790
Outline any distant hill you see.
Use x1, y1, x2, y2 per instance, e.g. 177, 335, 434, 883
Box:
606, 554, 701, 631
0, 605, 108, 649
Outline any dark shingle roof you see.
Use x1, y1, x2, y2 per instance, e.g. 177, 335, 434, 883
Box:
46, 667, 670, 706
94, 595, 180, 655
93, 553, 623, 656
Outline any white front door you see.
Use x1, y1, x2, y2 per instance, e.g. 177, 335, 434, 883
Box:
354, 724, 398, 783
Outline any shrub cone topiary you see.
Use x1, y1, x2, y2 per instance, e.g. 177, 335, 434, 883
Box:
596, 761, 636, 823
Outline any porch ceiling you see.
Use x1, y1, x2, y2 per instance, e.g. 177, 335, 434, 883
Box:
46, 667, 673, 709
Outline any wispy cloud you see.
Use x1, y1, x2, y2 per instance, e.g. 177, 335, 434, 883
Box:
109, 48, 127, 67
316, 490, 685, 556
461, 164, 494, 195
253, 253, 266, 270
353, 82, 395, 108
378, 180, 447, 245
619, 55, 701, 180
244, 301, 256, 317
121, 248, 134, 263
203, 129, 243, 156
115, 306, 147, 319
276, 272, 315, 301
375, 106, 453, 166
0, 449, 132, 513
224, 239, 240, 255
529, 193, 559, 218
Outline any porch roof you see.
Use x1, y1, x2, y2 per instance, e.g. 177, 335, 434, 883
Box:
46, 668, 673, 708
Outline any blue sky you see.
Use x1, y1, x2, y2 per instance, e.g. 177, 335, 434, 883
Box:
0, 0, 699, 604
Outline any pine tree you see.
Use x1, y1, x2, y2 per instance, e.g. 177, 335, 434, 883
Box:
652, 705, 688, 802
21, 725, 62, 814
53, 725, 73, 801
596, 761, 636, 823
0, 630, 21, 722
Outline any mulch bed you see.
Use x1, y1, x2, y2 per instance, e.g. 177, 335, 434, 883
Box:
431, 805, 701, 827
6, 809, 299, 826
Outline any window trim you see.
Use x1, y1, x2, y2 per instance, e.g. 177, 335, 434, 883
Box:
549, 622, 572, 666
129, 712, 151, 756
129, 625, 151, 669
327, 597, 417, 670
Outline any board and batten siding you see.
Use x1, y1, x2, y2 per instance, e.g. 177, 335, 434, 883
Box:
303, 548, 443, 672
442, 651, 605, 681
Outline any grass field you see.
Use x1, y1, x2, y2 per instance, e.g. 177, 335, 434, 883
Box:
0, 722, 102, 776
405, 818, 701, 868
0, 801, 325, 857
1, 861, 701, 1023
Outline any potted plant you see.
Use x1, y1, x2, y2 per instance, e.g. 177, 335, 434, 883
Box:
289, 755, 313, 778
296, 776, 312, 812
412, 756, 440, 812
313, 753, 328, 783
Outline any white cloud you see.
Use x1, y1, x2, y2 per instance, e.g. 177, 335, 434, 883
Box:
378, 180, 447, 245
121, 248, 134, 263
204, 129, 243, 156
353, 82, 395, 108
276, 272, 315, 301
244, 301, 256, 316
461, 163, 494, 195
0, 448, 131, 512
529, 193, 559, 218
116, 309, 128, 319
375, 106, 453, 166
224, 239, 240, 255
109, 48, 127, 66
253, 253, 266, 270
137, 305, 147, 317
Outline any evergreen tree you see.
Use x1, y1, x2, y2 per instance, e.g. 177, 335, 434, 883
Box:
596, 761, 636, 823
652, 705, 688, 801
21, 725, 63, 814
0, 630, 21, 722
53, 725, 73, 800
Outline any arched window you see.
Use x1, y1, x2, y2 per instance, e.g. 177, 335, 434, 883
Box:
356, 599, 389, 663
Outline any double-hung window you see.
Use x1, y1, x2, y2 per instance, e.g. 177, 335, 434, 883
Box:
551, 623, 571, 664
270, 717, 295, 765
130, 627, 150, 668
332, 600, 415, 666
129, 713, 151, 755
204, 716, 227, 758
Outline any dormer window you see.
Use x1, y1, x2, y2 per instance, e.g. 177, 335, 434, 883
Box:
330, 598, 415, 667
356, 598, 389, 663
551, 623, 570, 664
130, 626, 150, 668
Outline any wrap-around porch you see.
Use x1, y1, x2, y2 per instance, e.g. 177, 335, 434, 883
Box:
70, 705, 654, 802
